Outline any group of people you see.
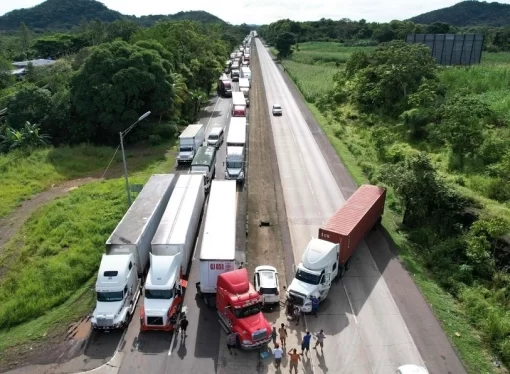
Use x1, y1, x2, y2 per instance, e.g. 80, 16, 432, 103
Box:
271, 328, 326, 373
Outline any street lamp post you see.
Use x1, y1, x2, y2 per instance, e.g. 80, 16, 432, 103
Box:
120, 111, 151, 206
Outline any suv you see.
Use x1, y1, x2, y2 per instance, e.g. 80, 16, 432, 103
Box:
207, 126, 224, 148
254, 266, 280, 305
272, 104, 282, 116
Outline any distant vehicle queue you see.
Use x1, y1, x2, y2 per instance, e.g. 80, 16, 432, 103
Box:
90, 31, 388, 355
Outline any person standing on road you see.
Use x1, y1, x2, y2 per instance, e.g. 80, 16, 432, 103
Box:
293, 306, 301, 325
301, 331, 312, 356
179, 316, 189, 339
227, 331, 237, 355
314, 330, 326, 352
272, 343, 284, 370
288, 348, 301, 374
278, 323, 288, 346
311, 296, 319, 317
271, 327, 277, 346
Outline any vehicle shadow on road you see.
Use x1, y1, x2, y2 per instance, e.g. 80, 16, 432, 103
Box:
132, 331, 172, 355
84, 330, 124, 359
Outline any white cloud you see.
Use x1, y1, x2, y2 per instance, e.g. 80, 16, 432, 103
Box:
2, 0, 510, 25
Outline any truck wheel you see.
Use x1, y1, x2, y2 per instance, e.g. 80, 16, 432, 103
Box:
345, 259, 352, 271
337, 266, 345, 280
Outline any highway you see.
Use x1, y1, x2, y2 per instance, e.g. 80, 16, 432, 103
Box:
117, 93, 236, 374
256, 38, 425, 373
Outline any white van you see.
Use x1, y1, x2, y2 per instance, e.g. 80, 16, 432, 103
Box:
207, 126, 224, 148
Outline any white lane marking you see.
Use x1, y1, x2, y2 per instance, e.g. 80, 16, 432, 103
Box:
168, 328, 177, 356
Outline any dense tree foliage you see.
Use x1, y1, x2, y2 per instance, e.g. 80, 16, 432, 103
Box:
259, 16, 510, 52
0, 17, 244, 149
409, 0, 510, 27
71, 40, 175, 144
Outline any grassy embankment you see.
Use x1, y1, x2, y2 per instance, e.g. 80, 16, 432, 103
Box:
0, 138, 177, 361
281, 42, 510, 373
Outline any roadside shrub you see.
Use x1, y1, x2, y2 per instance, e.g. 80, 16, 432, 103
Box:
487, 178, 510, 202
154, 123, 178, 139
478, 131, 509, 165
385, 143, 419, 164
148, 134, 163, 145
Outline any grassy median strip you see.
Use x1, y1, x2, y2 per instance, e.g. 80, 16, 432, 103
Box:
0, 141, 176, 354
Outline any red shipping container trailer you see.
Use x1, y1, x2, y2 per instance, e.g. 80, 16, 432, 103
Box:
318, 185, 386, 265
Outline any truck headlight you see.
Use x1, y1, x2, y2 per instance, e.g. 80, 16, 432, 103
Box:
242, 340, 251, 345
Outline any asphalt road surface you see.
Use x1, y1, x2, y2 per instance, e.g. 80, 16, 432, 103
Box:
117, 93, 236, 374
256, 38, 426, 374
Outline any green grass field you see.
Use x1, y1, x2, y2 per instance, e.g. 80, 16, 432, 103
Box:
283, 43, 510, 373
0, 139, 176, 358
0, 141, 173, 218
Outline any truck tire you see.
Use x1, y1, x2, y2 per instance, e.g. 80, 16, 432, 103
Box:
345, 258, 352, 271
337, 266, 346, 280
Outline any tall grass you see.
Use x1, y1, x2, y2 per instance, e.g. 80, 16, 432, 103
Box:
0, 142, 176, 329
0, 145, 121, 218
284, 60, 339, 103
292, 43, 377, 66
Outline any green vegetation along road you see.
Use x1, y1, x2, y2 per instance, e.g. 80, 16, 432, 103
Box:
267, 39, 510, 373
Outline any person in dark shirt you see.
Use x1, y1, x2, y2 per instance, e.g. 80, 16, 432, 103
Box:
179, 316, 189, 339
311, 296, 319, 317
301, 331, 312, 356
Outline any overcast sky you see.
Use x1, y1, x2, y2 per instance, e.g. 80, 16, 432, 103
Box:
1, 0, 509, 25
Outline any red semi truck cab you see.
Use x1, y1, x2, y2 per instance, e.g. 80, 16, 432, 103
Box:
216, 268, 272, 349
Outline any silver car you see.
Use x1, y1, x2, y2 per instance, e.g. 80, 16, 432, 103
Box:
272, 104, 282, 116
254, 266, 280, 305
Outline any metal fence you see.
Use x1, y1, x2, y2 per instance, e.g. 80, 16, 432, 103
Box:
405, 34, 484, 66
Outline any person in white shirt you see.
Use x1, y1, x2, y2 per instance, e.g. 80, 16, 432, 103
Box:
272, 343, 284, 369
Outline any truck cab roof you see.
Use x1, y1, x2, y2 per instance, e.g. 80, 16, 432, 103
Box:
96, 254, 132, 289
302, 239, 339, 270
146, 252, 181, 288
217, 268, 258, 304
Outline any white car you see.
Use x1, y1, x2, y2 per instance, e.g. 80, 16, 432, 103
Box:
272, 104, 283, 116
254, 266, 280, 304
397, 365, 429, 374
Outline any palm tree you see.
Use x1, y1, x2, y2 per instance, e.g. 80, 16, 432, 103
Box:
171, 72, 189, 118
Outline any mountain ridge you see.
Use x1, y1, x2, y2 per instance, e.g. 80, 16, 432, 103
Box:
409, 1, 510, 27
0, 0, 226, 31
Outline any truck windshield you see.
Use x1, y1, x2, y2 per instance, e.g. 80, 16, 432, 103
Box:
227, 161, 243, 169
295, 269, 321, 285
180, 146, 192, 152
234, 302, 263, 318
97, 291, 123, 302
145, 289, 173, 299
208, 134, 219, 140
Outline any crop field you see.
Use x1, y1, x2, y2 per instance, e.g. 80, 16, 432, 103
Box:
283, 42, 510, 373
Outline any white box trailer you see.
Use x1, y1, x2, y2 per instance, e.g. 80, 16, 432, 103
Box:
232, 91, 246, 107
239, 78, 250, 98
141, 174, 206, 331
240, 67, 251, 82
151, 174, 205, 271
177, 124, 205, 164
105, 174, 178, 276
226, 118, 247, 147
198, 180, 238, 296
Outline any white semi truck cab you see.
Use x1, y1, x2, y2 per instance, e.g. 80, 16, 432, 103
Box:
141, 252, 183, 330
91, 253, 141, 329
286, 239, 339, 313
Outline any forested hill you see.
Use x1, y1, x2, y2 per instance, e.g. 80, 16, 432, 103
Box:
0, 0, 225, 31
409, 1, 510, 27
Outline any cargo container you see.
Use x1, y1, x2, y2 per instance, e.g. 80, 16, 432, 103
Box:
286, 184, 386, 312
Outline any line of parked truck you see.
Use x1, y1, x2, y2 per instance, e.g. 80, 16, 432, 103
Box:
90, 31, 389, 351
